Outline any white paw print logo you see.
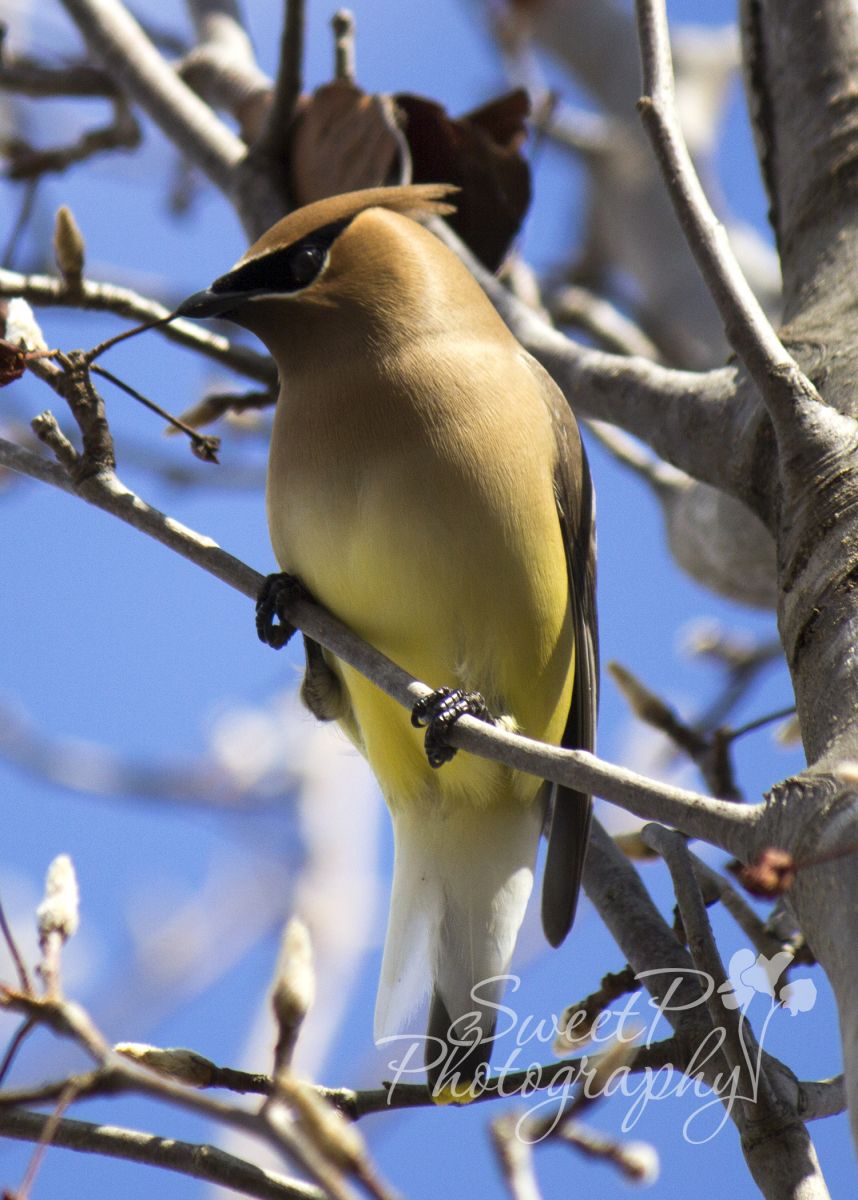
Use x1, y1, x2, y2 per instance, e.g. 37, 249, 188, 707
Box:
719, 948, 817, 1015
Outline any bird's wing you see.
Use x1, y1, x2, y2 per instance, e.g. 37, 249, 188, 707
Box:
524, 355, 599, 948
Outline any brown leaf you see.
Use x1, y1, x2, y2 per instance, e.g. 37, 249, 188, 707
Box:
0, 339, 28, 387
394, 89, 531, 270
289, 81, 404, 207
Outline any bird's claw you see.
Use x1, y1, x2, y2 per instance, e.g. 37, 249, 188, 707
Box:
256, 572, 307, 649
411, 687, 493, 768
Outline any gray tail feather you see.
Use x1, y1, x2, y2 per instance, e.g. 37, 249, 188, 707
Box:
541, 783, 592, 948
425, 987, 496, 1097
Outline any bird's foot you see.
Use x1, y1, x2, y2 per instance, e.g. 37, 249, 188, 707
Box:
255, 572, 308, 649
411, 687, 494, 768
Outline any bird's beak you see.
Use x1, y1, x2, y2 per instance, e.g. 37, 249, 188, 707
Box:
174, 288, 247, 320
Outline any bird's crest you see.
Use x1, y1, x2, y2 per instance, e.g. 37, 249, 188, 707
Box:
242, 185, 459, 264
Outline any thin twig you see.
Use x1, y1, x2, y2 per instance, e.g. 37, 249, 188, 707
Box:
685, 627, 783, 732
332, 10, 356, 83
0, 897, 33, 995
85, 314, 174, 361
727, 705, 796, 743
0, 1019, 36, 1086
90, 364, 221, 462
550, 284, 660, 359
2, 179, 40, 269
323, 1038, 684, 1119
609, 660, 742, 800
0, 989, 358, 1200
555, 965, 639, 1054
0, 55, 116, 98
5, 101, 140, 180
173, 387, 275, 430
555, 1122, 658, 1184
30, 412, 79, 472
642, 824, 779, 1119
255, 0, 305, 161
15, 1083, 79, 1200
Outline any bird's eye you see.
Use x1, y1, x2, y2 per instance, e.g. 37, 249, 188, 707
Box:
290, 244, 324, 288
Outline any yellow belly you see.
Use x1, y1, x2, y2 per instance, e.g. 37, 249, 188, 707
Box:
266, 352, 574, 813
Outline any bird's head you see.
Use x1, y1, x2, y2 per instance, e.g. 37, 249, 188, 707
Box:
175, 185, 460, 367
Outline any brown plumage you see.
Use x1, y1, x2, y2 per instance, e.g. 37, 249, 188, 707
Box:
177, 185, 597, 1099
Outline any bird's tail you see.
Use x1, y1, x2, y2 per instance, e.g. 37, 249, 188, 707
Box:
373, 798, 543, 1101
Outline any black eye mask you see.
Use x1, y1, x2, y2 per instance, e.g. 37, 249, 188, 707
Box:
210, 217, 353, 297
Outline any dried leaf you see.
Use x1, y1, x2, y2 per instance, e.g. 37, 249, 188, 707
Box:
394, 89, 531, 269
0, 338, 28, 387
289, 81, 404, 206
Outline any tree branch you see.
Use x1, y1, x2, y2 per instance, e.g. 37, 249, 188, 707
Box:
642, 824, 828, 1200
0, 268, 275, 382
181, 0, 272, 140
0, 1107, 326, 1200
0, 431, 763, 857
253, 0, 305, 165
59, 0, 245, 194
634, 0, 823, 436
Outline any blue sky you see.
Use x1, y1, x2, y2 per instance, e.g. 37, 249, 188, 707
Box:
0, 1, 850, 1197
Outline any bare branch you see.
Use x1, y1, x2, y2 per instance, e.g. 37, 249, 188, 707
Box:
59, 0, 245, 194
634, 0, 823, 431
4, 100, 140, 180
550, 284, 660, 359
0, 896, 33, 995
332, 11, 356, 84
491, 1114, 542, 1200
689, 855, 789, 962
0, 988, 361, 1199
0, 1107, 326, 1200
642, 824, 831, 1197
181, 0, 272, 140
0, 55, 116, 98
90, 364, 221, 462
0, 432, 761, 856
253, 0, 305, 164
0, 1020, 36, 1086
799, 1077, 847, 1122
643, 823, 772, 1113
609, 660, 742, 800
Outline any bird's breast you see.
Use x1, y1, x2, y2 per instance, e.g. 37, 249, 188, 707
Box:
266, 343, 574, 799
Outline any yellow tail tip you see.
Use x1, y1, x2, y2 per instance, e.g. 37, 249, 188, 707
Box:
430, 1079, 481, 1107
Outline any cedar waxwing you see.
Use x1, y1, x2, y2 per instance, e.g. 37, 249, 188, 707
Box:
176, 185, 598, 1099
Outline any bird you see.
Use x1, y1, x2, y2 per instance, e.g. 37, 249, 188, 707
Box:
176, 184, 598, 1100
